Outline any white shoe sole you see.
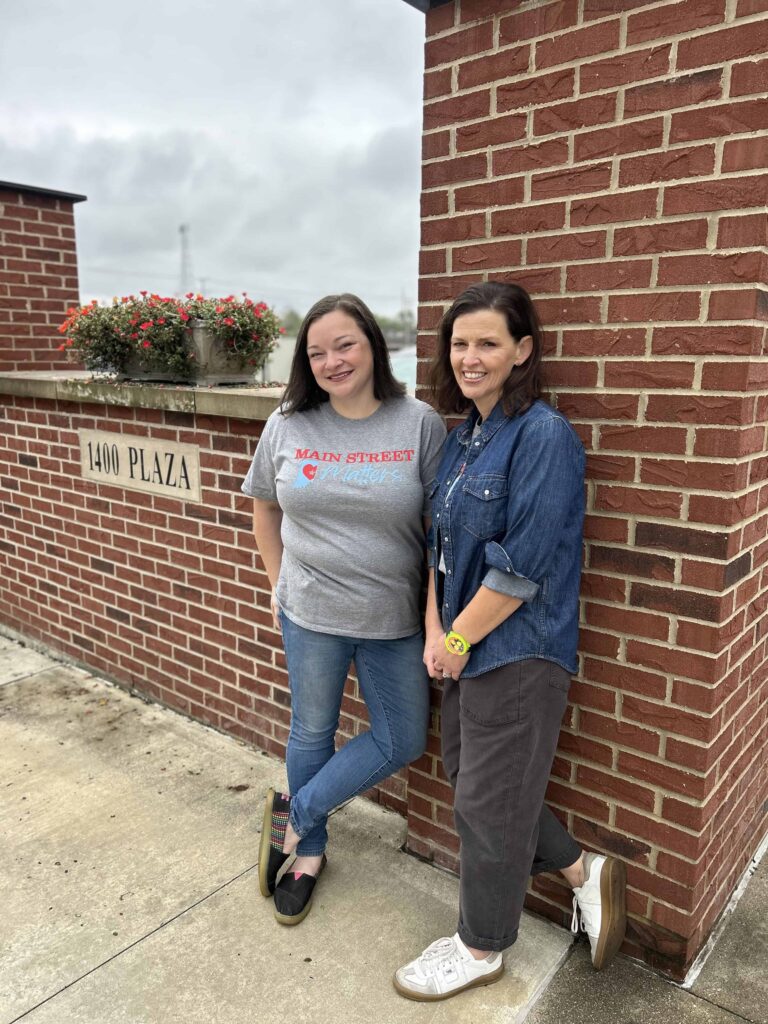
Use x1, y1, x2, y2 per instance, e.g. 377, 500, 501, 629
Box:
392, 962, 504, 1002
593, 857, 627, 970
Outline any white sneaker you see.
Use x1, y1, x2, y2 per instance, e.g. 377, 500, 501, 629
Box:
393, 933, 504, 1001
571, 852, 627, 970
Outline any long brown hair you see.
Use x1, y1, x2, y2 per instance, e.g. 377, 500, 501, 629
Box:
430, 281, 543, 417
280, 293, 406, 414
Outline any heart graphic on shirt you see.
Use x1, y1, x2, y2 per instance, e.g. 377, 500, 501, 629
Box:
303, 463, 317, 480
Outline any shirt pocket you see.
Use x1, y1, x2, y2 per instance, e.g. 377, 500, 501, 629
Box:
461, 474, 509, 541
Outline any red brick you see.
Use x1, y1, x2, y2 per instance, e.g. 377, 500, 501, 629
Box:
557, 728, 614, 767
722, 137, 768, 172
615, 219, 709, 257
499, 0, 580, 45
658, 251, 766, 288
422, 152, 488, 189
534, 93, 616, 135
536, 19, 621, 71
424, 67, 452, 101
528, 230, 606, 265
595, 485, 684, 519
497, 68, 575, 112
424, 90, 492, 130
579, 627, 622, 658
426, 22, 494, 67
604, 360, 697, 391
568, 259, 653, 291
452, 239, 523, 271
627, 0, 726, 46
574, 189, 659, 227
730, 56, 768, 98
619, 750, 709, 800
619, 144, 716, 187
535, 295, 603, 324
608, 291, 702, 323
631, 582, 725, 625
652, 325, 763, 357
547, 780, 611, 821
580, 709, 661, 756
664, 175, 768, 217
575, 118, 665, 162
422, 213, 486, 246
627, 639, 722, 684
419, 274, 483, 303
531, 163, 612, 201
578, 764, 656, 812
561, 328, 646, 357
493, 138, 569, 176
557, 393, 639, 421
426, 3, 455, 36
678, 18, 768, 71
495, 265, 563, 294
458, 44, 530, 90
625, 70, 723, 118
599, 425, 688, 456
585, 601, 670, 642
422, 190, 450, 217
492, 201, 567, 235
423, 130, 450, 161
454, 176, 524, 210
585, 658, 667, 700
580, 44, 671, 94
547, 360, 600, 388
737, 0, 768, 13
671, 99, 768, 144
457, 112, 528, 152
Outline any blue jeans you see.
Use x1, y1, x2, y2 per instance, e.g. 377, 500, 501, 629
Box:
280, 611, 430, 856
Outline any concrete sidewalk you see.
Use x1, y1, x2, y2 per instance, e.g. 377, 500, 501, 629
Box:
1, 635, 765, 1024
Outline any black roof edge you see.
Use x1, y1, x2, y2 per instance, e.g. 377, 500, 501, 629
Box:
0, 180, 87, 203
402, 0, 453, 11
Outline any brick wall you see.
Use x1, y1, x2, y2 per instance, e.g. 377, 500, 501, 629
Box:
0, 183, 86, 373
0, 393, 409, 816
411, 0, 768, 977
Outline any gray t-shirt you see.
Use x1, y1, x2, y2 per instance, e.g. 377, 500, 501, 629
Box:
241, 396, 446, 639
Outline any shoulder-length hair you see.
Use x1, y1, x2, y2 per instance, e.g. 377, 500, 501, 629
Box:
430, 281, 544, 418
279, 293, 406, 414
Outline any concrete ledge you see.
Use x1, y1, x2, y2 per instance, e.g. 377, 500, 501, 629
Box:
0, 371, 283, 421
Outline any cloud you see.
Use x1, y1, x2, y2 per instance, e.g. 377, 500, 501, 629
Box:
0, 0, 426, 315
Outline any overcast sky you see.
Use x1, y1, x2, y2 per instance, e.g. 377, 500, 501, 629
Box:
0, 0, 426, 316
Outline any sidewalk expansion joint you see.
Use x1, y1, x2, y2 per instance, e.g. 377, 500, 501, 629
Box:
7, 861, 259, 1024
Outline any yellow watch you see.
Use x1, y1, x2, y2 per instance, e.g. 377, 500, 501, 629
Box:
445, 630, 471, 657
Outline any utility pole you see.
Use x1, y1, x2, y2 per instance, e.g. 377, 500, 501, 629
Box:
179, 224, 193, 297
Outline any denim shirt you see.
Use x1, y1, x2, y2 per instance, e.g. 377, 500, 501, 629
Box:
431, 399, 585, 677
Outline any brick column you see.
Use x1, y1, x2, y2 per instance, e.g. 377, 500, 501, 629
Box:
0, 182, 86, 372
408, 0, 768, 977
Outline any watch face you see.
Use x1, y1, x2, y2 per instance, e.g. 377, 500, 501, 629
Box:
446, 633, 468, 656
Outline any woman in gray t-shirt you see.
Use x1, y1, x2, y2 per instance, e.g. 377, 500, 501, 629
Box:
242, 293, 445, 925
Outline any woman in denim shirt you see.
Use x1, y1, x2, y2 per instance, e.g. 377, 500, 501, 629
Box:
395, 282, 627, 1002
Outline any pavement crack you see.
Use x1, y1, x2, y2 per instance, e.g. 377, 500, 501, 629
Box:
7, 862, 259, 1023
685, 992, 758, 1024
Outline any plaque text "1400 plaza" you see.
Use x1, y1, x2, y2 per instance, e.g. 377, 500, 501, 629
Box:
78, 429, 202, 503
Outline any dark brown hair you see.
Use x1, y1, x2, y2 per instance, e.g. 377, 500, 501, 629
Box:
430, 281, 543, 417
280, 293, 406, 414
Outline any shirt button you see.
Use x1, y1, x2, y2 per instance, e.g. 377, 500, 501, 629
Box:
474, 441, 480, 446
436, 513, 440, 520
447, 569, 452, 575
444, 536, 449, 542
484, 489, 490, 496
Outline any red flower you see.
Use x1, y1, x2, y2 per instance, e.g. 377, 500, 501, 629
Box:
140, 321, 153, 330
142, 340, 151, 348
180, 312, 190, 322
157, 318, 166, 325
140, 290, 148, 297
57, 343, 66, 351
279, 326, 286, 334
186, 292, 194, 299
223, 316, 234, 326
131, 333, 139, 339
215, 305, 225, 313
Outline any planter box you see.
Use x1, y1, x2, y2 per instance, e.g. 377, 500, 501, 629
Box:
119, 322, 258, 386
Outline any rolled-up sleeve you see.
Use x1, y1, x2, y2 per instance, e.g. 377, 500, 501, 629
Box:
481, 417, 584, 602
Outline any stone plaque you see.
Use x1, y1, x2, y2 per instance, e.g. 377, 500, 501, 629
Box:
79, 429, 202, 503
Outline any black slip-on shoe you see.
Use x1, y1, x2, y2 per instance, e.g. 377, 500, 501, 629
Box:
258, 788, 292, 897
273, 854, 327, 925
